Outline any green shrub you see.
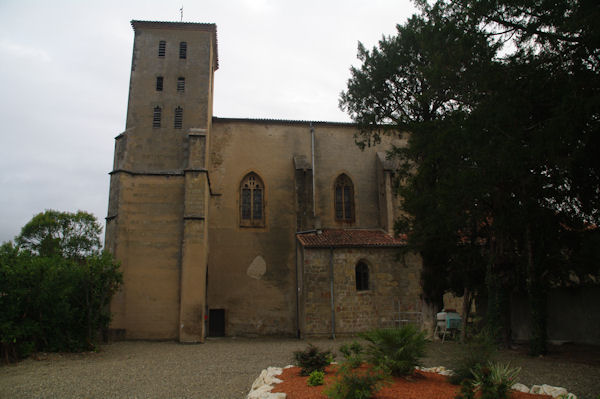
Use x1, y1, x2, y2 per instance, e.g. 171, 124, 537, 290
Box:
308, 370, 325, 386
324, 366, 387, 399
294, 344, 334, 376
0, 241, 122, 363
339, 341, 364, 369
455, 379, 475, 399
457, 362, 520, 399
449, 331, 497, 385
360, 325, 427, 377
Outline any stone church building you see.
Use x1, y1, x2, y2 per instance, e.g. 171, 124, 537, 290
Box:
105, 20, 422, 343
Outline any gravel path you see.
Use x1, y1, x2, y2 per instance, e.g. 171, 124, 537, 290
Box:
1, 338, 599, 399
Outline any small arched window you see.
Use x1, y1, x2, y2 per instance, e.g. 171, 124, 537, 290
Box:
355, 261, 369, 291
334, 174, 355, 222
240, 173, 265, 227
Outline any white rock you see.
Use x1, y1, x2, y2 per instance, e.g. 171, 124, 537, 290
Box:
251, 370, 268, 390
247, 385, 273, 399
512, 383, 530, 393
247, 367, 285, 399
530, 385, 543, 394
284, 365, 295, 369
264, 367, 283, 385
566, 393, 577, 399
541, 384, 568, 398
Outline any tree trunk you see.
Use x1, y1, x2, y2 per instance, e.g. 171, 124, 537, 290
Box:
460, 287, 473, 343
526, 224, 547, 355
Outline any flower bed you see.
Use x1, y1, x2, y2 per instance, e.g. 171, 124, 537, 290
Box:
262, 365, 554, 399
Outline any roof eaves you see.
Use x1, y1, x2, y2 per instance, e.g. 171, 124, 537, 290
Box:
212, 116, 356, 127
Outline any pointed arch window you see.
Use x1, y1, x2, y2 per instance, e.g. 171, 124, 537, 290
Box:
355, 261, 369, 291
334, 174, 355, 222
240, 173, 265, 227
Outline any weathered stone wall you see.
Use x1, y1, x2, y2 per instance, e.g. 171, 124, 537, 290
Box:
300, 247, 422, 337
107, 22, 216, 341
120, 23, 216, 172
109, 173, 184, 339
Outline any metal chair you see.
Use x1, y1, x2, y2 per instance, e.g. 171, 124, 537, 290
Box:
434, 311, 462, 342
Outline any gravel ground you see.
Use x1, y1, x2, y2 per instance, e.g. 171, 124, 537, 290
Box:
1, 338, 599, 399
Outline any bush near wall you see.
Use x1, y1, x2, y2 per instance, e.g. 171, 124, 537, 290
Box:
0, 242, 121, 363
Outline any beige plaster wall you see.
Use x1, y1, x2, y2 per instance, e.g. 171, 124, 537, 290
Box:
206, 120, 407, 336
207, 121, 304, 336
109, 173, 184, 339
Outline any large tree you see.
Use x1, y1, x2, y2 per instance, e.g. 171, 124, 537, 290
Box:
341, 0, 600, 353
16, 210, 102, 260
340, 4, 499, 332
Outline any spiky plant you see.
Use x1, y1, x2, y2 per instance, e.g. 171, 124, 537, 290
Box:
360, 325, 427, 377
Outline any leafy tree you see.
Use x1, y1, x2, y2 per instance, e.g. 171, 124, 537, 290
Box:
341, 0, 600, 353
16, 210, 102, 259
340, 5, 498, 327
340, 5, 497, 138
1, 212, 121, 363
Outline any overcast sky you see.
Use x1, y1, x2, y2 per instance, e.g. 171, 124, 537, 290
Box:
0, 0, 417, 244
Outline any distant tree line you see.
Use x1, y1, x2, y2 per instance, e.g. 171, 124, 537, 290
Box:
340, 0, 600, 354
0, 210, 121, 363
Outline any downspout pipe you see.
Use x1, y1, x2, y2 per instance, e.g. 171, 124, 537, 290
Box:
295, 238, 301, 338
310, 122, 316, 218
329, 247, 335, 339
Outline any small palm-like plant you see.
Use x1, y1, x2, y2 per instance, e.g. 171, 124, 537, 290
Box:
360, 325, 427, 377
470, 362, 521, 399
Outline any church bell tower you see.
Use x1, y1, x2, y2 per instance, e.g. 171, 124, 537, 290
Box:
105, 20, 218, 342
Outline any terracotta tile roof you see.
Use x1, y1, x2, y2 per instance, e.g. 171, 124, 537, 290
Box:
297, 229, 407, 248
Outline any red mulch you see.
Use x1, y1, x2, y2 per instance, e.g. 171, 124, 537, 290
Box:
271, 366, 552, 399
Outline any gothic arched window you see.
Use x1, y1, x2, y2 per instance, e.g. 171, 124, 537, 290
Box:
355, 261, 369, 291
334, 174, 355, 222
240, 173, 265, 227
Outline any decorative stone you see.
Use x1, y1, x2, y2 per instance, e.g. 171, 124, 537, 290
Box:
247, 367, 285, 399
512, 383, 530, 393
540, 385, 569, 398
418, 366, 455, 376
531, 385, 543, 394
